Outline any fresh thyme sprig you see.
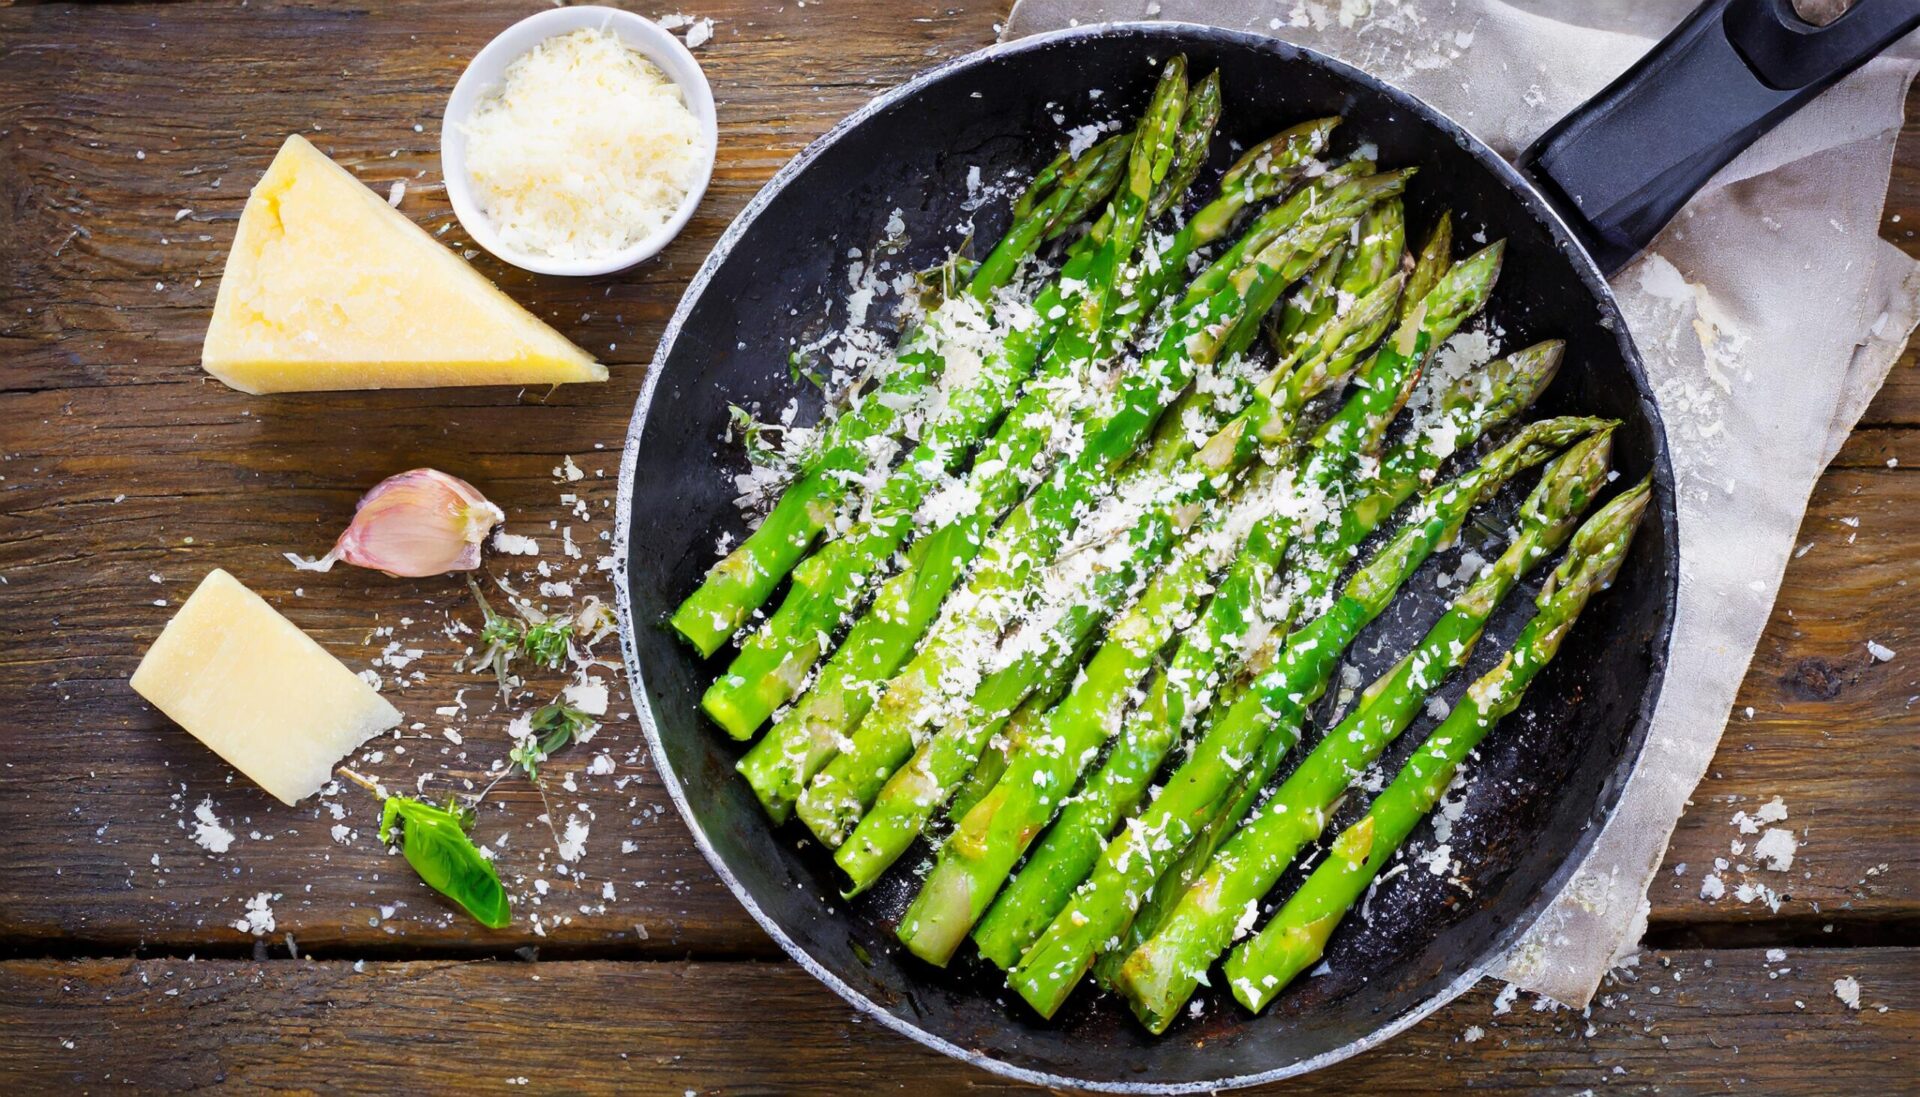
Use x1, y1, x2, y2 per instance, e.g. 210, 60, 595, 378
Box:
507, 699, 597, 785
466, 576, 615, 693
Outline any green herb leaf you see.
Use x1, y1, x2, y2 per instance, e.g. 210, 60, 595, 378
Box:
509, 699, 596, 785
377, 794, 510, 929
787, 351, 827, 392
727, 404, 783, 467
480, 614, 526, 651
522, 618, 573, 670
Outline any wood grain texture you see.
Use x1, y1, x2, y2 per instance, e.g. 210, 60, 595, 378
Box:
0, 0, 1915, 1089
0, 949, 1911, 1094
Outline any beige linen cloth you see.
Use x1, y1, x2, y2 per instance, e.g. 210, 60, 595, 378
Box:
1004, 0, 1920, 1008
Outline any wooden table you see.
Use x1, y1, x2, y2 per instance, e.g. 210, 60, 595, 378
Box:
1, 2, 1912, 1092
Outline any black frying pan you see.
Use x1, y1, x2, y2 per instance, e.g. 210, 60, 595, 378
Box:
614, 3, 1916, 1089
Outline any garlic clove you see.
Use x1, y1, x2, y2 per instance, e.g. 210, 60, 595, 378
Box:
297, 468, 506, 578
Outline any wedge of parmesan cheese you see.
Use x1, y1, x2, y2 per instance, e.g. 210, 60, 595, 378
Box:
201, 134, 605, 393
131, 569, 401, 805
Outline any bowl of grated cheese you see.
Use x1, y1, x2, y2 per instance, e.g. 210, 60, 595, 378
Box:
442, 6, 717, 277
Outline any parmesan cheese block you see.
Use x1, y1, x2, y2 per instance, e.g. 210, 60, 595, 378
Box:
131, 569, 401, 805
201, 134, 606, 393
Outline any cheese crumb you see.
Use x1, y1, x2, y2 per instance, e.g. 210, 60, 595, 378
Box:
232, 892, 277, 936
1834, 976, 1861, 1009
1752, 827, 1797, 871
492, 529, 541, 556
191, 798, 237, 853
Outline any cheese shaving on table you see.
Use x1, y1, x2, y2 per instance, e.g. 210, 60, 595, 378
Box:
461, 27, 705, 261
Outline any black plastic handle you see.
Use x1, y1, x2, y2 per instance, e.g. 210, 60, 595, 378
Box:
1519, 0, 1920, 275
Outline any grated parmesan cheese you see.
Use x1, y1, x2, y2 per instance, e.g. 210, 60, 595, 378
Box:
462, 27, 705, 260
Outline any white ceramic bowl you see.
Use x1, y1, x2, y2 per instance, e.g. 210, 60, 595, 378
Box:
441, 6, 718, 277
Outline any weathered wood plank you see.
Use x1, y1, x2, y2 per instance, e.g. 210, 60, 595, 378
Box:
0, 0, 1912, 963
1651, 465, 1920, 942
0, 949, 1910, 1094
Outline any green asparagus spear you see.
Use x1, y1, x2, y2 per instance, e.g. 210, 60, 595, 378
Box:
794, 170, 1412, 849
1397, 212, 1452, 325
701, 61, 1197, 739
1265, 200, 1403, 361
735, 121, 1342, 821
1222, 477, 1652, 1012
1153, 71, 1222, 220
1115, 430, 1614, 1031
668, 116, 1138, 657
970, 339, 1566, 971
1005, 409, 1598, 1020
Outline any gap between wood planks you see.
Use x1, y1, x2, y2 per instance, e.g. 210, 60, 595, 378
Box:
1, 909, 1912, 966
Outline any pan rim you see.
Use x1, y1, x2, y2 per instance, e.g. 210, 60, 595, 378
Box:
613, 19, 1679, 1092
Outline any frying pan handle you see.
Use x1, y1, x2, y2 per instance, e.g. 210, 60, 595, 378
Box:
1518, 0, 1920, 275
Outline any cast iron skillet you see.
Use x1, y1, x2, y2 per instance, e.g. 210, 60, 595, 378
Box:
615, 3, 1916, 1089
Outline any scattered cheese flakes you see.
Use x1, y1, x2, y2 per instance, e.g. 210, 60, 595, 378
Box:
1752, 827, 1797, 871
232, 892, 277, 936
492, 529, 541, 556
191, 798, 237, 853
1867, 640, 1896, 663
556, 815, 590, 862
1834, 976, 1861, 1009
563, 677, 610, 717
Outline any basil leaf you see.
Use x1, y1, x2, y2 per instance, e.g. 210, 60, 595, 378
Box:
380, 795, 511, 929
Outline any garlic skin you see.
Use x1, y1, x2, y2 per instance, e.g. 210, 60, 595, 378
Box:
288, 469, 505, 578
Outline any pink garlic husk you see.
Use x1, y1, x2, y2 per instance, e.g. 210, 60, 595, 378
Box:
286, 469, 505, 578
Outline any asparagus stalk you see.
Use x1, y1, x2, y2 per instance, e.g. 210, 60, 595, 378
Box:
1153, 73, 1223, 220
794, 170, 1412, 849
896, 257, 1410, 966
846, 242, 1481, 891
736, 121, 1342, 821
824, 189, 1416, 882
1115, 430, 1614, 1031
1396, 212, 1452, 325
670, 126, 1137, 657
701, 63, 1200, 740
1223, 478, 1652, 1012
1265, 200, 1403, 362
1005, 409, 1597, 1020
